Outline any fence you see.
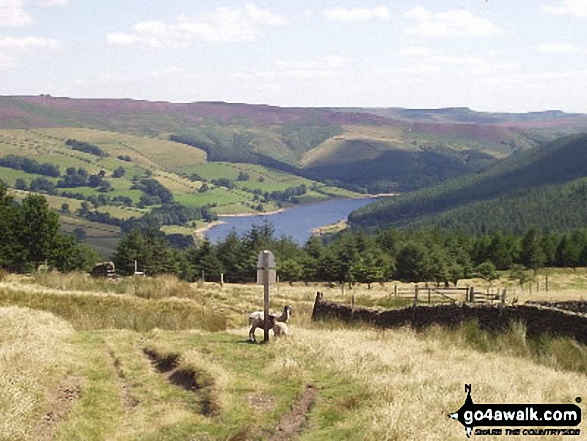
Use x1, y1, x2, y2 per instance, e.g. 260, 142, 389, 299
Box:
386, 284, 507, 305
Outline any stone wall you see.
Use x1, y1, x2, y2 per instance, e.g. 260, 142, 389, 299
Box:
311, 293, 587, 344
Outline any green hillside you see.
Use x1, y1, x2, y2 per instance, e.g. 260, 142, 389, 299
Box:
349, 134, 587, 232
4, 96, 587, 193
0, 127, 359, 256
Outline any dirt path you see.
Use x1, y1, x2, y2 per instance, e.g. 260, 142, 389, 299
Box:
269, 384, 317, 441
143, 348, 218, 417
34, 376, 85, 441
105, 343, 140, 410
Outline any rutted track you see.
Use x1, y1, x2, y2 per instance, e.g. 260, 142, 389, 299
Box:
269, 384, 317, 441
105, 343, 140, 410
142, 348, 219, 417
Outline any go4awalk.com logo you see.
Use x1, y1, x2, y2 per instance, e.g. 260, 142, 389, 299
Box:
448, 385, 582, 437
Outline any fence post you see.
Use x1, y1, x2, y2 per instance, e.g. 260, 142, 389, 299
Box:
546, 275, 549, 292
414, 285, 419, 306
468, 287, 475, 303
501, 288, 507, 304
220, 273, 224, 287
428, 288, 431, 304
394, 284, 398, 297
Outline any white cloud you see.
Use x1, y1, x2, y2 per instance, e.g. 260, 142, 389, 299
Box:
274, 56, 349, 79
405, 8, 504, 37
394, 47, 515, 77
537, 43, 586, 53
36, 0, 69, 6
0, 0, 68, 27
107, 3, 286, 47
324, 6, 390, 22
0, 0, 34, 27
0, 35, 59, 68
532, 69, 587, 80
397, 46, 435, 57
0, 51, 16, 67
542, 0, 587, 17
404, 6, 432, 22
0, 35, 59, 49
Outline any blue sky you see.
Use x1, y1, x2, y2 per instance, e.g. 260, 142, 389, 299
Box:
1, 0, 587, 112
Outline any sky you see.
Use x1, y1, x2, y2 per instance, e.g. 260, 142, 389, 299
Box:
1, 0, 587, 112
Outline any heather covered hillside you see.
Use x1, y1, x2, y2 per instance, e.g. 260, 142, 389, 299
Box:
3, 96, 587, 193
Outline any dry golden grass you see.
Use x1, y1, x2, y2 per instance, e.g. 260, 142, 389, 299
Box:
36, 128, 207, 170
0, 307, 74, 441
278, 326, 587, 440
2, 267, 587, 440
0, 279, 226, 332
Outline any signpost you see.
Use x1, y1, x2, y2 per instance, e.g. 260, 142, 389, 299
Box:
257, 250, 276, 343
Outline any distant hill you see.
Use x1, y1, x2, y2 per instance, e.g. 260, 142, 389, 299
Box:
3, 96, 587, 193
334, 106, 587, 125
349, 133, 587, 233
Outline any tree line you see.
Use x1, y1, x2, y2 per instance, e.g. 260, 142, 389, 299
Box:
111, 222, 587, 286
3, 187, 587, 285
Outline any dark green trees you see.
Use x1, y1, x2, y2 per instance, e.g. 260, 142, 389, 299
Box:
113, 229, 177, 276
0, 187, 98, 272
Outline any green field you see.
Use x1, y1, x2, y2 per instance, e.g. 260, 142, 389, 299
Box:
0, 126, 362, 256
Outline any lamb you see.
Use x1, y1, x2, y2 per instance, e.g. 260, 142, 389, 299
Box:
272, 321, 288, 338
248, 305, 291, 343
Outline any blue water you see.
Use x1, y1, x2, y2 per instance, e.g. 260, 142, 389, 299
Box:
205, 197, 390, 244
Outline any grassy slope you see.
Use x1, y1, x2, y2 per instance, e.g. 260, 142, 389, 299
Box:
349, 133, 587, 230
5, 96, 587, 194
3, 271, 587, 440
0, 126, 362, 255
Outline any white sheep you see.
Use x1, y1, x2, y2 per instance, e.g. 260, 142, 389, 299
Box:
248, 305, 291, 343
272, 321, 288, 338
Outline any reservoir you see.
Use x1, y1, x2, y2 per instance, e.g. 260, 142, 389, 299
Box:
205, 196, 390, 244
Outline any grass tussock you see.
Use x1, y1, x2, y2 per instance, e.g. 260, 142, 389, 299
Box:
0, 285, 226, 332
0, 307, 74, 441
431, 319, 587, 376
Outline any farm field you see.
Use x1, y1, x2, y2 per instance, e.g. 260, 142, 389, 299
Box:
0, 127, 364, 257
1, 270, 587, 440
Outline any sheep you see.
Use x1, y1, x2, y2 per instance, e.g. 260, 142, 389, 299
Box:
248, 305, 291, 343
272, 321, 288, 338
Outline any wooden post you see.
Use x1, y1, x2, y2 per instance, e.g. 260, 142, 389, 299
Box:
256, 250, 276, 344
394, 284, 398, 297
546, 275, 549, 292
428, 288, 431, 304
201, 270, 205, 283
469, 287, 475, 303
414, 285, 419, 306
501, 288, 507, 304
351, 292, 355, 317
262, 252, 270, 343
220, 273, 224, 287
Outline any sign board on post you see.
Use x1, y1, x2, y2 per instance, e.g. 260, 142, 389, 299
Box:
257, 250, 276, 343
256, 251, 276, 284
